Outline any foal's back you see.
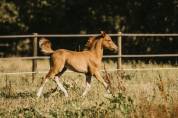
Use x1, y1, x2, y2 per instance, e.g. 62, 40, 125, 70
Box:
51, 49, 98, 73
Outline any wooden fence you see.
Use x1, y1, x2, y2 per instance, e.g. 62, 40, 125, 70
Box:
1, 33, 178, 78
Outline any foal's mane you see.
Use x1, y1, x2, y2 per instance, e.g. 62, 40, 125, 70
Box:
84, 35, 103, 50
95, 35, 103, 40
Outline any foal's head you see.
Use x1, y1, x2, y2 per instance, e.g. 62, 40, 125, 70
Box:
100, 31, 118, 52
85, 31, 118, 52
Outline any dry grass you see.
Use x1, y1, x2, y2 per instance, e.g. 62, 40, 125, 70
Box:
0, 59, 178, 117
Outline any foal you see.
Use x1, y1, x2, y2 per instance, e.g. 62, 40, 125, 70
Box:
37, 31, 118, 97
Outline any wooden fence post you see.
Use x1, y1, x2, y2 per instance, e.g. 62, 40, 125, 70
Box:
32, 33, 38, 81
117, 32, 122, 70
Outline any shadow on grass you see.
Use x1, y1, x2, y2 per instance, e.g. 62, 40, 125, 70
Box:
0, 91, 35, 99
0, 87, 65, 99
0, 107, 44, 117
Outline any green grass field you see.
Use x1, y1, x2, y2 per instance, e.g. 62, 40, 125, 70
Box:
0, 59, 178, 117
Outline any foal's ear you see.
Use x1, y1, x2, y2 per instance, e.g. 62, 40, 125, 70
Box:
100, 31, 106, 37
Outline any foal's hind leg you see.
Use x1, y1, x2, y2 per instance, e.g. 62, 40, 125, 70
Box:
37, 70, 57, 98
54, 68, 69, 97
37, 65, 63, 98
82, 74, 92, 97
37, 77, 49, 98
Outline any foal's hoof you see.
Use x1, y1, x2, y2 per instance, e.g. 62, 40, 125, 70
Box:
104, 93, 113, 99
36, 93, 41, 98
64, 94, 69, 97
36, 96, 42, 101
107, 89, 111, 94
80, 94, 87, 98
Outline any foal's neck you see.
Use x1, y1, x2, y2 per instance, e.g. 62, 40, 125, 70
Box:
91, 38, 103, 60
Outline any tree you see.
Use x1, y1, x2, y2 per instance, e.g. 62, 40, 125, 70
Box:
0, 0, 26, 34
1, 0, 178, 59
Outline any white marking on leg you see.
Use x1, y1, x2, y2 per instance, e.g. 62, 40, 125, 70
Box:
106, 87, 110, 93
82, 82, 91, 96
55, 76, 69, 97
37, 79, 48, 97
37, 87, 43, 97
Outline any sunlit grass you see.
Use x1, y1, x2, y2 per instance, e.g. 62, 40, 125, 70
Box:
0, 60, 178, 117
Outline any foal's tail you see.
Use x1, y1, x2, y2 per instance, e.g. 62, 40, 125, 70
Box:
39, 38, 54, 55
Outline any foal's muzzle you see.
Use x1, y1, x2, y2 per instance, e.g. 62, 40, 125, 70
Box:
113, 47, 118, 53
112, 45, 118, 53
109, 47, 118, 53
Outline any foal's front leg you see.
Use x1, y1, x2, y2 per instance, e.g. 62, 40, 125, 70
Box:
82, 74, 92, 97
94, 71, 110, 93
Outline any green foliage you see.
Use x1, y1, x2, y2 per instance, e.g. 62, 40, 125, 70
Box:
1, 0, 178, 58
108, 93, 135, 115
0, 1, 27, 34
0, 1, 18, 23
11, 107, 43, 118
1, 0, 178, 34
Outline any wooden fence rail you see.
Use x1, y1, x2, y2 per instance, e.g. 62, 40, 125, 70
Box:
0, 33, 178, 77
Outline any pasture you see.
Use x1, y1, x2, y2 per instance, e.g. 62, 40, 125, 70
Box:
0, 59, 178, 117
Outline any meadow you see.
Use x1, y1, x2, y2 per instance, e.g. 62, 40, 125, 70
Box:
0, 59, 178, 118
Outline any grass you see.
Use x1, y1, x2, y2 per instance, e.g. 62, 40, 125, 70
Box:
0, 59, 178, 117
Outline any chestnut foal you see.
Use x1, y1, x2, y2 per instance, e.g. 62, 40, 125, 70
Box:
37, 31, 118, 98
